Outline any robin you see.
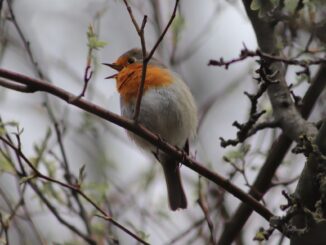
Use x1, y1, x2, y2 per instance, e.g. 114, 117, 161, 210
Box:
104, 48, 197, 210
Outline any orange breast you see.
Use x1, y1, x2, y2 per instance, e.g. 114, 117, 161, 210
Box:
116, 64, 173, 102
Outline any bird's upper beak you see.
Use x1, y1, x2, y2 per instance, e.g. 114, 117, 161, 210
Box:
103, 63, 123, 71
103, 63, 123, 79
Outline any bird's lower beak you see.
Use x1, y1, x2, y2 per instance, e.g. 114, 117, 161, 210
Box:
105, 73, 118, 79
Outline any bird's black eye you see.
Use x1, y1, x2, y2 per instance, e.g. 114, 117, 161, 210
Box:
127, 57, 135, 64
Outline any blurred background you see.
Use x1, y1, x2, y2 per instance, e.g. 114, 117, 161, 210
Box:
0, 0, 324, 244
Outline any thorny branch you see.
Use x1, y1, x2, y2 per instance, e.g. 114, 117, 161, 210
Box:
217, 0, 323, 243
217, 64, 326, 245
208, 46, 326, 70
219, 60, 280, 147
256, 188, 326, 241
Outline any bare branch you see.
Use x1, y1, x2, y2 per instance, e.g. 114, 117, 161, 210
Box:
0, 135, 150, 245
6, 0, 45, 79
209, 47, 326, 69
0, 67, 276, 224
197, 178, 216, 245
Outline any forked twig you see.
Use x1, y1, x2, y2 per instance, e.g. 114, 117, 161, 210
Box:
122, 0, 180, 121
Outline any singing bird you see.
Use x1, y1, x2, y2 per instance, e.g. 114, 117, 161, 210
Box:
104, 48, 197, 210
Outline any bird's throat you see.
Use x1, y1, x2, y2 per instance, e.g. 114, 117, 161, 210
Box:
116, 64, 173, 102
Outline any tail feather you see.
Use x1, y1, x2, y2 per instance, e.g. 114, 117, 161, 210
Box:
161, 158, 187, 211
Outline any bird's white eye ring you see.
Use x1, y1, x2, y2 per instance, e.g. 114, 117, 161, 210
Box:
127, 57, 135, 64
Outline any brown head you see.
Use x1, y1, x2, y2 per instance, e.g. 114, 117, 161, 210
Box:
103, 48, 164, 79
103, 48, 144, 75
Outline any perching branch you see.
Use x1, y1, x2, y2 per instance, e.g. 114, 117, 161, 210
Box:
0, 67, 277, 226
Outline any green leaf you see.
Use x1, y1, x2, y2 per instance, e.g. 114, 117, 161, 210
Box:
284, 0, 299, 13
172, 15, 185, 43
0, 120, 19, 128
224, 144, 251, 162
250, 0, 262, 11
241, 144, 251, 155
78, 164, 86, 186
41, 182, 64, 204
139, 230, 150, 241
224, 150, 244, 162
85, 182, 108, 194
92, 222, 105, 236
253, 230, 266, 241
250, 0, 280, 18
44, 160, 57, 177
87, 24, 108, 50
0, 153, 15, 174
19, 174, 37, 185
32, 127, 52, 168
125, 221, 150, 241
271, 0, 280, 6
16, 126, 24, 136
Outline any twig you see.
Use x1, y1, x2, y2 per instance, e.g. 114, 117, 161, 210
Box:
247, 121, 280, 137
95, 214, 150, 244
121, 0, 148, 121
0, 135, 150, 245
167, 218, 206, 245
71, 65, 93, 102
271, 176, 300, 187
6, 0, 45, 79
171, 1, 222, 65
29, 181, 96, 245
150, 0, 163, 42
2, 132, 96, 244
146, 0, 179, 61
208, 47, 326, 69
219, 59, 284, 147
122, 0, 180, 121
197, 178, 215, 245
134, 17, 148, 122
53, 121, 92, 235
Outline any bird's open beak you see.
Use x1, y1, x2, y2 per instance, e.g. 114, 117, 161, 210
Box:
103, 63, 123, 79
